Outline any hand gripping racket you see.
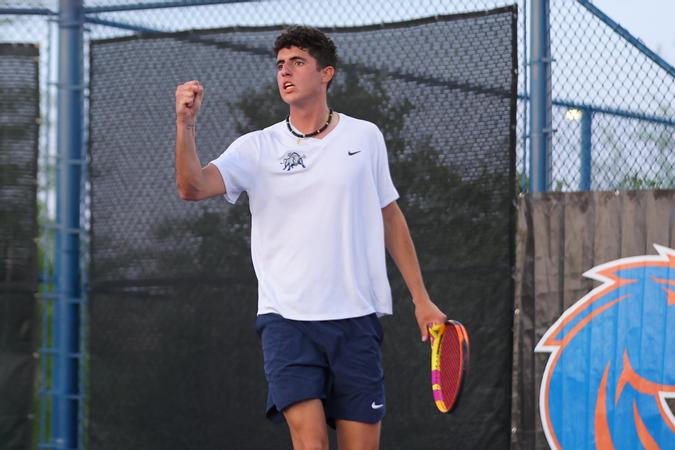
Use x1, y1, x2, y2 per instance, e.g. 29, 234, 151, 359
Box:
428, 320, 469, 413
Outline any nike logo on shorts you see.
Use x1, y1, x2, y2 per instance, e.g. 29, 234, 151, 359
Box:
348, 150, 362, 156
371, 401, 384, 409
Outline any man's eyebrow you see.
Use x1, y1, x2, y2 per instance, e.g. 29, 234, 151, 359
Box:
276, 56, 306, 65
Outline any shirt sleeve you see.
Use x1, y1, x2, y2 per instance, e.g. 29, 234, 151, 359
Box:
209, 133, 259, 204
373, 127, 400, 208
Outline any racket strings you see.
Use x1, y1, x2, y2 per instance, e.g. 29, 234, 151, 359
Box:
439, 326, 463, 404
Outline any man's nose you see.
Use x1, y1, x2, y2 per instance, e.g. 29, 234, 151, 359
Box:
280, 63, 292, 76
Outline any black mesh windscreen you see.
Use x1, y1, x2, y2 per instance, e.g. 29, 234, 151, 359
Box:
89, 7, 516, 449
0, 43, 39, 450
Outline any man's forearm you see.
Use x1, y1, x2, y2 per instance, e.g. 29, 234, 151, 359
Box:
175, 121, 204, 198
383, 205, 430, 303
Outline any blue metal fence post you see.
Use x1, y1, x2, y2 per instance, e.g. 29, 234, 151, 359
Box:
580, 108, 593, 191
54, 0, 83, 448
529, 0, 553, 192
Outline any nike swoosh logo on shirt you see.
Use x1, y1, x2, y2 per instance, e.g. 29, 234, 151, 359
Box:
348, 150, 362, 156
371, 402, 384, 409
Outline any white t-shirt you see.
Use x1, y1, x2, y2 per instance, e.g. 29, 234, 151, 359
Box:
209, 113, 399, 320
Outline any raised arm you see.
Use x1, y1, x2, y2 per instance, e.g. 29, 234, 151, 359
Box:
382, 201, 447, 341
175, 80, 225, 201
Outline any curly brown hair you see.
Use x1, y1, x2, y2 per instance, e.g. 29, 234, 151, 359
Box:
274, 26, 337, 88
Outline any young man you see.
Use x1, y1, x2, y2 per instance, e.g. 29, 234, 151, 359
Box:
175, 26, 446, 450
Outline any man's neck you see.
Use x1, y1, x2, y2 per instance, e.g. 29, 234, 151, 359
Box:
288, 101, 331, 135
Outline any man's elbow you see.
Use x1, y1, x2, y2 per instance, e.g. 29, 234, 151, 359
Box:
176, 183, 202, 201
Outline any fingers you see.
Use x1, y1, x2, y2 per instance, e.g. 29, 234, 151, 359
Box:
176, 80, 204, 109
421, 324, 430, 342
421, 321, 440, 342
420, 321, 434, 342
190, 80, 204, 104
418, 314, 448, 343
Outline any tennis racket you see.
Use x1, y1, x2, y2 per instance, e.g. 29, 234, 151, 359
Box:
428, 320, 469, 413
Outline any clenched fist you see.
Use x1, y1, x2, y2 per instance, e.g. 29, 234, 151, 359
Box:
176, 80, 204, 125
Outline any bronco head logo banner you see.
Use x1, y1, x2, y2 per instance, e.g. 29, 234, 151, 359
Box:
536, 244, 675, 449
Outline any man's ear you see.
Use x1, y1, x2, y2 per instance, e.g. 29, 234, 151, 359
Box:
321, 66, 335, 84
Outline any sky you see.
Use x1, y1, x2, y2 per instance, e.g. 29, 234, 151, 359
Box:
591, 0, 675, 66
4, 1, 675, 69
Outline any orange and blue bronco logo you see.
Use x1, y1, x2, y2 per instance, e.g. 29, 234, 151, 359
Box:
536, 244, 675, 449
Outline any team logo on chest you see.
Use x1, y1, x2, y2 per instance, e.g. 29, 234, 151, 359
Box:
281, 152, 306, 171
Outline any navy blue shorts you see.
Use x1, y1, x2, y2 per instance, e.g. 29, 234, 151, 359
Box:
255, 313, 386, 427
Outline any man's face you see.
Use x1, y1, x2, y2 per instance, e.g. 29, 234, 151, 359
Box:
276, 46, 332, 105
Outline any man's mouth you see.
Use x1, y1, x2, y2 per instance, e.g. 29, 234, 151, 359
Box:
283, 82, 295, 91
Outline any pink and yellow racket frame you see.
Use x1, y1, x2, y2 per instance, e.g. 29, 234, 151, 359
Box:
429, 320, 470, 413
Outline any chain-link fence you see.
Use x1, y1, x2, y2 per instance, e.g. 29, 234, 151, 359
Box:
1, 1, 673, 449
3, 0, 673, 198
549, 1, 674, 191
